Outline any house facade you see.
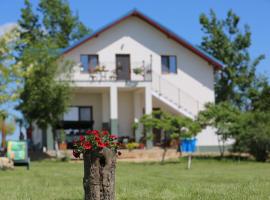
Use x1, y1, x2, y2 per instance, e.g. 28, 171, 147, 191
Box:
32, 10, 227, 152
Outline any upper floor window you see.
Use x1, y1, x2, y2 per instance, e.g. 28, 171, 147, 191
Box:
80, 55, 99, 73
161, 55, 177, 74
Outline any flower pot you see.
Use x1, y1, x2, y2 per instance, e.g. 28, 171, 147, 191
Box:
59, 142, 67, 150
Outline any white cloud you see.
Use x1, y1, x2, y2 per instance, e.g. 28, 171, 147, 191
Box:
0, 23, 17, 36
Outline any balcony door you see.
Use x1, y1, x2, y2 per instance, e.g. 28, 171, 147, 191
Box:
116, 54, 130, 80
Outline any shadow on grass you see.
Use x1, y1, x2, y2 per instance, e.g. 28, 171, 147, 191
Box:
29, 151, 52, 161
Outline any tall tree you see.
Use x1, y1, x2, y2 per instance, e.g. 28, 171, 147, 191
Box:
17, 0, 90, 147
39, 0, 90, 48
197, 102, 239, 157
0, 28, 22, 148
0, 28, 22, 108
199, 10, 265, 109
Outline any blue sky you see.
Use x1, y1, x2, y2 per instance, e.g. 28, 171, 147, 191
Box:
1, 0, 270, 140
1, 0, 269, 75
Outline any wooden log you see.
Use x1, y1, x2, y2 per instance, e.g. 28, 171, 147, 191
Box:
83, 152, 101, 200
100, 148, 116, 200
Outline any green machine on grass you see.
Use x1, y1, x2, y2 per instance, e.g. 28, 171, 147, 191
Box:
7, 140, 30, 170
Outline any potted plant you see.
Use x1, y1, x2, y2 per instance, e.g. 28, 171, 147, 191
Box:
126, 142, 139, 151
73, 130, 120, 200
95, 65, 106, 73
133, 67, 144, 75
59, 129, 67, 150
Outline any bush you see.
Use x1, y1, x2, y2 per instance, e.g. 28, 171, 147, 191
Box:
232, 112, 270, 162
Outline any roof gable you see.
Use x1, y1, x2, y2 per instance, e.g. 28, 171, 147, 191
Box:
62, 9, 223, 69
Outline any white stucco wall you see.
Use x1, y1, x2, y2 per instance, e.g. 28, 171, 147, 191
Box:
62, 16, 219, 147
71, 92, 102, 130
63, 16, 215, 108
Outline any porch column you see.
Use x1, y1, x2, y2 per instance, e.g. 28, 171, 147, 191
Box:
46, 125, 54, 151
145, 85, 153, 148
110, 86, 118, 135
42, 125, 54, 151
134, 91, 143, 142
102, 92, 110, 130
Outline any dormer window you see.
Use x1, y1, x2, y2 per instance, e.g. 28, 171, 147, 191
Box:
80, 54, 99, 73
161, 55, 177, 74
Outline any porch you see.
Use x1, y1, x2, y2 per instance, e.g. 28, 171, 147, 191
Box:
56, 84, 153, 149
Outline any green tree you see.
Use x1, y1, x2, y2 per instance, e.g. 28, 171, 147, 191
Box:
39, 0, 90, 48
0, 28, 22, 108
139, 110, 201, 162
0, 28, 22, 148
249, 80, 270, 112
197, 102, 239, 157
18, 0, 90, 51
199, 10, 265, 109
18, 39, 71, 132
232, 112, 270, 162
17, 0, 90, 148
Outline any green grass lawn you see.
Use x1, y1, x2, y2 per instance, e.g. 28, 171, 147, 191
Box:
0, 159, 270, 200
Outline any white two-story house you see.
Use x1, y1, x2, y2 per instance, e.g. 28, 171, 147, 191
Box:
32, 10, 225, 152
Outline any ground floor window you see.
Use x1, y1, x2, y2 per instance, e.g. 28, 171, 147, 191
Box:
57, 106, 94, 149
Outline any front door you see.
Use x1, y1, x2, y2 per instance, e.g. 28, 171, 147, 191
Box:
116, 54, 130, 80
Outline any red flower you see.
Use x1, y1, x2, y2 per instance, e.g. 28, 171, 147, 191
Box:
92, 130, 99, 136
80, 135, 85, 142
73, 150, 80, 158
84, 141, 92, 150
86, 130, 92, 135
98, 141, 106, 148
109, 134, 118, 140
95, 136, 101, 142
102, 130, 109, 135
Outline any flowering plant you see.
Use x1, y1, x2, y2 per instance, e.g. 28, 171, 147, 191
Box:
72, 130, 119, 158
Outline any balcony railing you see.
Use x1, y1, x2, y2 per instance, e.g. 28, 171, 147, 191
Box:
75, 61, 152, 82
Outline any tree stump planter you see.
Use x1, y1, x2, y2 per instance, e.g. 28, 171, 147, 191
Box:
73, 130, 119, 200
83, 149, 116, 200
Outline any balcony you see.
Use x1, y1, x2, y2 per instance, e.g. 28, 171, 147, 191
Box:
72, 61, 152, 82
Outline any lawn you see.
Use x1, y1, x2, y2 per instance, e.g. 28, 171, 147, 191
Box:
0, 159, 270, 200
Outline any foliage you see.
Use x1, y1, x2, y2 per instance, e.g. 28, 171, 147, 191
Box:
249, 81, 270, 112
231, 112, 270, 162
197, 102, 239, 156
0, 28, 22, 110
17, 0, 90, 130
72, 130, 119, 158
139, 110, 201, 141
126, 142, 140, 151
199, 10, 265, 109
133, 67, 144, 75
18, 0, 90, 51
17, 39, 71, 129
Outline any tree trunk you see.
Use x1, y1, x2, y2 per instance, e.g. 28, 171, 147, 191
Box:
1, 122, 6, 149
83, 149, 116, 200
83, 152, 101, 200
100, 148, 116, 200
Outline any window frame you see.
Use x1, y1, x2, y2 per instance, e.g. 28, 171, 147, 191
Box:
79, 106, 93, 122
161, 55, 177, 74
63, 106, 93, 122
80, 54, 99, 73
